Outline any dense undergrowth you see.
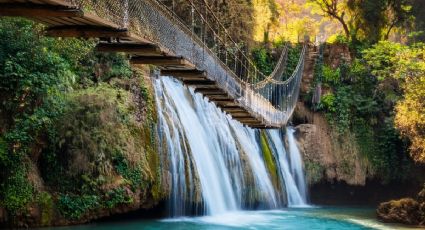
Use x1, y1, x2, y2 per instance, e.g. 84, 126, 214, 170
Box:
307, 41, 424, 183
0, 18, 163, 225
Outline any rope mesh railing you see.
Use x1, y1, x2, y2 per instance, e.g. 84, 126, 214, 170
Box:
61, 0, 306, 127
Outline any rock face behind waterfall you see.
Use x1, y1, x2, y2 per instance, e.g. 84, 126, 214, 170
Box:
293, 102, 370, 186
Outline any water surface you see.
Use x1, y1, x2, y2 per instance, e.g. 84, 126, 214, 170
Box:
46, 207, 418, 230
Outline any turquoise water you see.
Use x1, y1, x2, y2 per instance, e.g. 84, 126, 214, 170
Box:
45, 207, 419, 230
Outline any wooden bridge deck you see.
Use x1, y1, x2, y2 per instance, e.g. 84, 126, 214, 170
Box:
0, 0, 279, 128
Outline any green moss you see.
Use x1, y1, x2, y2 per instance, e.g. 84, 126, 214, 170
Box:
259, 131, 278, 187
37, 192, 54, 226
304, 161, 324, 185
113, 153, 144, 190
104, 187, 133, 209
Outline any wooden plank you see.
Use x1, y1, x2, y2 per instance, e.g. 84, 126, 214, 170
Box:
33, 16, 62, 26
131, 56, 194, 68
37, 0, 74, 7
222, 107, 245, 112
161, 69, 206, 79
162, 69, 205, 76
46, 25, 130, 38
183, 79, 216, 86
96, 43, 162, 55
176, 76, 207, 81
81, 11, 121, 29
71, 16, 98, 26
194, 88, 225, 95
237, 119, 262, 124
228, 111, 251, 116
0, 3, 83, 17
220, 105, 244, 109
50, 17, 78, 25
208, 94, 233, 100
248, 126, 269, 129
230, 114, 253, 119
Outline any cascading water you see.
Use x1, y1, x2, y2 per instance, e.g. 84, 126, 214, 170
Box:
287, 127, 308, 205
154, 76, 308, 216
267, 129, 308, 206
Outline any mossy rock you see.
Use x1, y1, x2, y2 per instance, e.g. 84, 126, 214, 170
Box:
37, 192, 54, 226
304, 161, 325, 185
377, 198, 424, 225
259, 131, 279, 188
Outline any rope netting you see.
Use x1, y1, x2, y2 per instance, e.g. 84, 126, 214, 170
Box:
61, 0, 306, 127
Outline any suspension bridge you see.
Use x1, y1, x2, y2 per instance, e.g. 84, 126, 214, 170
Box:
0, 0, 306, 128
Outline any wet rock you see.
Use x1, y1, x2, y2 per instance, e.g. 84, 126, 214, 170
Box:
293, 103, 370, 186
377, 198, 424, 225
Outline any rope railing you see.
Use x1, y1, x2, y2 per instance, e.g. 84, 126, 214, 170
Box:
60, 0, 306, 127
253, 45, 289, 89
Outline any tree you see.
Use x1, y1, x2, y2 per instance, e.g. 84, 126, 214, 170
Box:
395, 74, 425, 163
308, 0, 413, 43
363, 41, 425, 163
308, 0, 351, 39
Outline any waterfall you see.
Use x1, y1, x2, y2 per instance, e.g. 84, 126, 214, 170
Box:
287, 127, 308, 205
267, 129, 308, 207
154, 77, 308, 216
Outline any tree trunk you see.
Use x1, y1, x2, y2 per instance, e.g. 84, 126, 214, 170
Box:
337, 17, 350, 39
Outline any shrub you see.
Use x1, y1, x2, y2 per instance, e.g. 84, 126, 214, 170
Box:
1, 164, 33, 214
113, 153, 144, 189
318, 93, 336, 113
104, 187, 133, 208
58, 194, 100, 220
322, 65, 340, 86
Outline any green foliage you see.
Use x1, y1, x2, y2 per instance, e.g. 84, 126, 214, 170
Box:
37, 192, 54, 226
309, 0, 413, 43
0, 136, 7, 164
375, 120, 411, 181
283, 44, 303, 79
363, 41, 405, 80
0, 18, 165, 225
304, 161, 325, 185
58, 194, 100, 220
352, 118, 411, 182
251, 43, 302, 81
327, 34, 349, 44
318, 93, 336, 113
113, 153, 144, 189
318, 53, 413, 181
322, 65, 341, 86
362, 41, 425, 163
252, 47, 274, 76
0, 164, 33, 214
0, 18, 93, 215
104, 187, 133, 209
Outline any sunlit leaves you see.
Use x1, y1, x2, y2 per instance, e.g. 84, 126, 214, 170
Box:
363, 41, 425, 163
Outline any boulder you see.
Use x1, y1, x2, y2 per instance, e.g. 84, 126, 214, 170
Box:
377, 198, 424, 225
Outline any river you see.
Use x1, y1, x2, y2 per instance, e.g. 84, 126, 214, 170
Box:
41, 207, 417, 230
